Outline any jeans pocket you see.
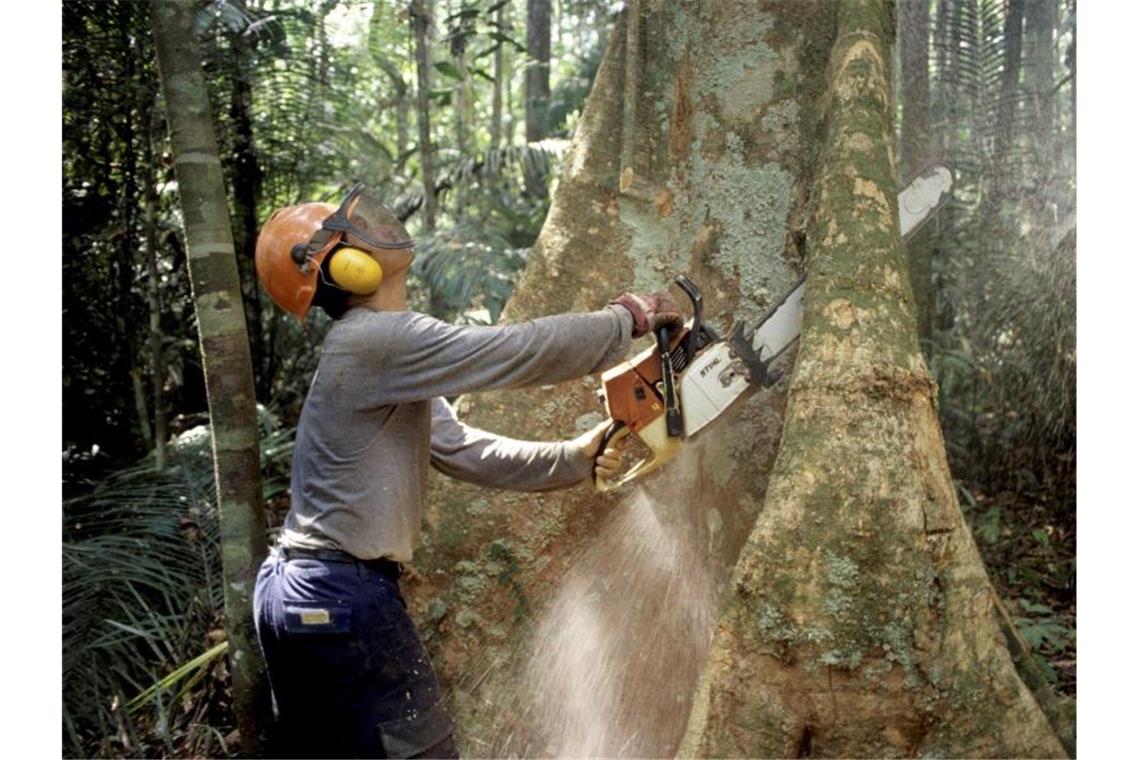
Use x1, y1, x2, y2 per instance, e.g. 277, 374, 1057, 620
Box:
377, 699, 455, 759
281, 598, 352, 635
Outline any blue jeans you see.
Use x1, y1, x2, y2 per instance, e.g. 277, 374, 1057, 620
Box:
253, 549, 457, 758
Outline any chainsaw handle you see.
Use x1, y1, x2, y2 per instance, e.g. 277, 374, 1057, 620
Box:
592, 416, 683, 493
674, 274, 704, 362
593, 420, 624, 460
592, 422, 629, 491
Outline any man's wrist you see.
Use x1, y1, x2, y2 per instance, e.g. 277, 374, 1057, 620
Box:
609, 294, 651, 337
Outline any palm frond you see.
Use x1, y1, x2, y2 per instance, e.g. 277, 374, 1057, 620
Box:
63, 413, 293, 757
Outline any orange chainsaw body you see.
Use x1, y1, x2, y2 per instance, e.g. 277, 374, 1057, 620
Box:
599, 329, 687, 434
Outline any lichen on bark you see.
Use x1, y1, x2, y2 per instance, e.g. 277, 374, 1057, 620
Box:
677, 1, 1067, 757
407, 1, 826, 755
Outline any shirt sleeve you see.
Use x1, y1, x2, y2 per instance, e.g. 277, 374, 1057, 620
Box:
351, 305, 633, 405
428, 397, 593, 490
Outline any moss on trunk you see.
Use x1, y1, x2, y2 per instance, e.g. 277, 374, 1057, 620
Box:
677, 1, 1066, 756
407, 1, 829, 754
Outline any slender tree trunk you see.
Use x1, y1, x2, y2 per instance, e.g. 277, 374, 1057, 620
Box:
117, 1, 145, 458
504, 2, 516, 145
227, 30, 268, 401
131, 370, 153, 450
150, 1, 269, 752
491, 2, 505, 149
143, 110, 167, 471
900, 0, 934, 344
411, 0, 438, 229
680, 1, 1066, 755
1068, 1, 1075, 138
996, 0, 1026, 170
1027, 0, 1056, 141
525, 0, 551, 143
454, 57, 469, 158
1026, 0, 1057, 224
524, 0, 551, 197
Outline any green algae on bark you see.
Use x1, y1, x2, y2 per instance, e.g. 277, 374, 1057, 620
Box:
406, 1, 825, 755
677, 1, 1067, 757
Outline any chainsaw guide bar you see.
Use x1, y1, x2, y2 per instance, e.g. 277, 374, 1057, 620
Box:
594, 165, 954, 492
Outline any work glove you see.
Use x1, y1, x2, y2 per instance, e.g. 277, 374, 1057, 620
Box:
609, 290, 683, 338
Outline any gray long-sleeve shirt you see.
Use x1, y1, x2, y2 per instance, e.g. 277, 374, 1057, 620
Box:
280, 306, 633, 561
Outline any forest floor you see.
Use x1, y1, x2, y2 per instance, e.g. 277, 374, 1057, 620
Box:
959, 474, 1077, 697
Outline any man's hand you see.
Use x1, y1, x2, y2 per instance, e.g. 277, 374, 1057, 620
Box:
610, 290, 683, 338
574, 420, 627, 481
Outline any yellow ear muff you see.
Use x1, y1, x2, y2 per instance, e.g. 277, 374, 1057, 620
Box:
328, 247, 383, 295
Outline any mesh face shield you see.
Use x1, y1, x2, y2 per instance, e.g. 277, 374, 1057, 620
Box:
290, 184, 413, 271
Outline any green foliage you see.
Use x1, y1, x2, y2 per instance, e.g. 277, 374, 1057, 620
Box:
1013, 598, 1076, 687
978, 506, 1002, 545
63, 1, 609, 752
926, 0, 1076, 489
912, 0, 1076, 698
62, 411, 293, 758
411, 229, 529, 323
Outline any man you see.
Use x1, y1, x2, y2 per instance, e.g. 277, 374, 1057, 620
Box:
252, 184, 680, 758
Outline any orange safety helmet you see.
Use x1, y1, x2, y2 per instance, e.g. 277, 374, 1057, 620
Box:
255, 184, 414, 319
255, 202, 338, 319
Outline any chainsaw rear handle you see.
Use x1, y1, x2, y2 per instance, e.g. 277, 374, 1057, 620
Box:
592, 417, 683, 493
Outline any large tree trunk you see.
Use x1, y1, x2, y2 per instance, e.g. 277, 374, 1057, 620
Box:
679, 1, 1065, 756
407, 1, 825, 756
404, 1, 1066, 757
150, 1, 269, 753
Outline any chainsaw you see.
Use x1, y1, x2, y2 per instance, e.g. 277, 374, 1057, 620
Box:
593, 165, 954, 492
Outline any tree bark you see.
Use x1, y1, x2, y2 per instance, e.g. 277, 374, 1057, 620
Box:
117, 0, 144, 459
525, 0, 551, 143
394, 1, 1068, 757
150, 1, 269, 753
996, 0, 1026, 169
524, 0, 551, 197
406, 2, 827, 755
142, 109, 167, 471
226, 28, 269, 402
490, 2, 505, 149
678, 1, 1066, 756
1026, 0, 1056, 144
411, 0, 438, 229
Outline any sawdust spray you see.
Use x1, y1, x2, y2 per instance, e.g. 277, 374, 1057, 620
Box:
487, 432, 737, 757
